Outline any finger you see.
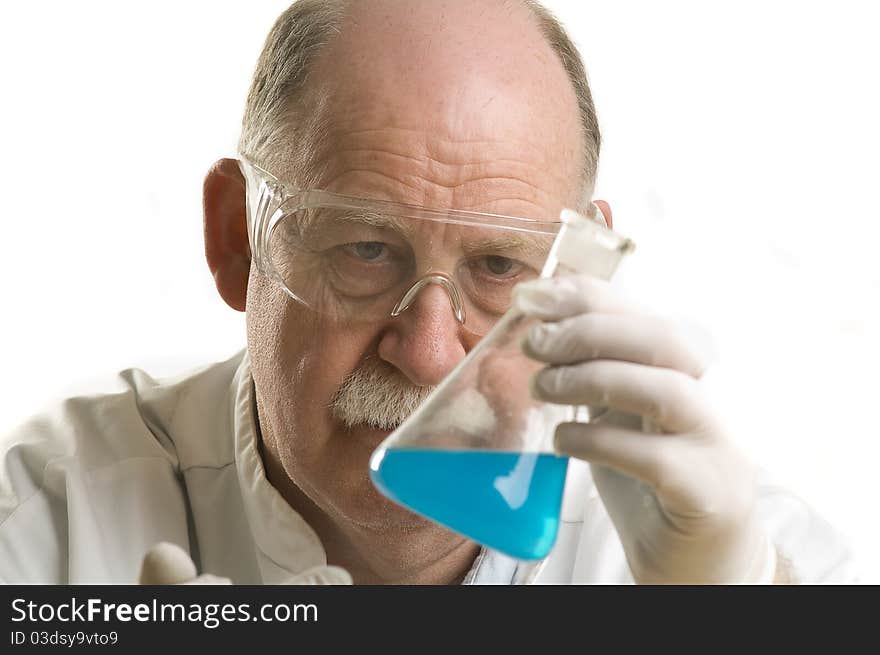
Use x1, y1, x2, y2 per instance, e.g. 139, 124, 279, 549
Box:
512, 274, 640, 321
138, 542, 197, 585
285, 565, 353, 585
524, 312, 707, 378
183, 574, 233, 585
554, 421, 675, 491
533, 360, 715, 433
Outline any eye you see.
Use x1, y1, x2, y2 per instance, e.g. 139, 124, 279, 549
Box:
323, 241, 410, 299
460, 255, 535, 318
485, 255, 515, 276
473, 255, 524, 279
346, 242, 388, 261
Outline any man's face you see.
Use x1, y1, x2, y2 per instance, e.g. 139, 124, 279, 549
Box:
246, 0, 585, 536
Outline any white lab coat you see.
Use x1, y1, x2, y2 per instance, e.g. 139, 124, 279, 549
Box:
0, 350, 857, 584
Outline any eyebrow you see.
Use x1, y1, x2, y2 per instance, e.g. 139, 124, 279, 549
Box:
337, 209, 555, 255
338, 210, 414, 235
297, 209, 414, 240
459, 232, 554, 260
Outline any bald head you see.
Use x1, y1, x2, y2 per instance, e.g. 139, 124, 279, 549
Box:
240, 0, 599, 210
321, 0, 580, 139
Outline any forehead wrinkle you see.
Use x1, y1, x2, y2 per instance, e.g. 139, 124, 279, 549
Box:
334, 147, 555, 186
315, 122, 579, 214
320, 166, 558, 219
335, 127, 560, 164
331, 127, 571, 185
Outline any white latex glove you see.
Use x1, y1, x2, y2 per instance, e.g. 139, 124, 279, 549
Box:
138, 542, 352, 585
514, 275, 776, 584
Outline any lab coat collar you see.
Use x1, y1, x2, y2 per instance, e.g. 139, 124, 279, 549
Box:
231, 351, 329, 583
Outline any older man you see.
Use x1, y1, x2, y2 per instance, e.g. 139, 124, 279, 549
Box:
0, 0, 855, 585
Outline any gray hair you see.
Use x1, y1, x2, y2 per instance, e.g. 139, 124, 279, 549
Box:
238, 0, 601, 199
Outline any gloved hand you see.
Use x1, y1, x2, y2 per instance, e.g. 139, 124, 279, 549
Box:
514, 274, 776, 584
138, 542, 352, 585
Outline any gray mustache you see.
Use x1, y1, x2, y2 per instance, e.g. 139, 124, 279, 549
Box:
330, 358, 434, 430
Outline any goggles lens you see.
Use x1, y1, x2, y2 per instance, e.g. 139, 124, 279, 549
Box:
265, 202, 557, 335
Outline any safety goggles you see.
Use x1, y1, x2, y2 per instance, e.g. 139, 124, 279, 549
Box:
239, 156, 580, 336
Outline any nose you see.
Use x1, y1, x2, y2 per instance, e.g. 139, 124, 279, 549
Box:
378, 281, 468, 387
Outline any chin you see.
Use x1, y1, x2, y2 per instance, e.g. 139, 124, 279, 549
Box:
304, 439, 424, 533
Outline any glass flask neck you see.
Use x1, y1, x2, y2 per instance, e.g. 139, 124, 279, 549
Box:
540, 206, 636, 281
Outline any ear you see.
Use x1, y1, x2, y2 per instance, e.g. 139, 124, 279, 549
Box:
203, 158, 250, 312
593, 199, 613, 229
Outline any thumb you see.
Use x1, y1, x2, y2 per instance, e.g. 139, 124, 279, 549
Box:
284, 565, 353, 585
138, 542, 200, 585
139, 543, 232, 584
183, 573, 233, 585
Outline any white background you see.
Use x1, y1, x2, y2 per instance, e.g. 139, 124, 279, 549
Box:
1, 1, 877, 582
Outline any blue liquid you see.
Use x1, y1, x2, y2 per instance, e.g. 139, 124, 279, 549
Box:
370, 448, 569, 560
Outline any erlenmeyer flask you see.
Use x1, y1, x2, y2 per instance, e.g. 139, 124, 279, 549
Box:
369, 205, 635, 560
